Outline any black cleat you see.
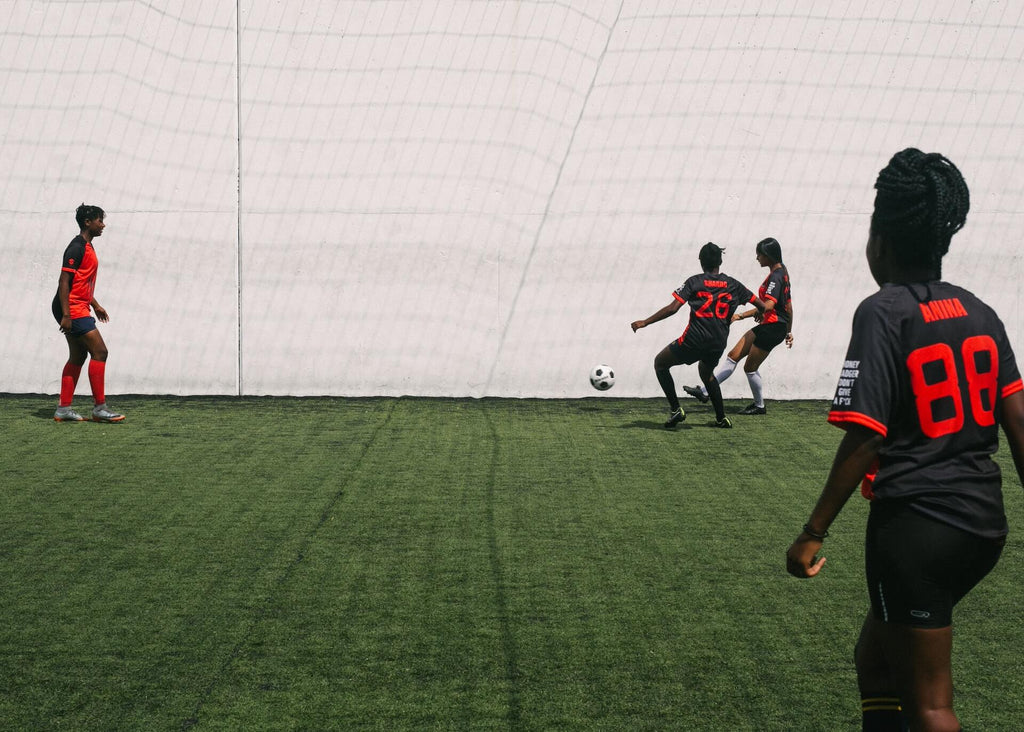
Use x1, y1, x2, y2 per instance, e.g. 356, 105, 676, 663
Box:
739, 403, 767, 415
682, 385, 709, 403
715, 417, 733, 429
664, 409, 686, 429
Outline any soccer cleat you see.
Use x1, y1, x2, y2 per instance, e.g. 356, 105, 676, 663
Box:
682, 385, 709, 403
739, 403, 767, 415
54, 406, 86, 422
664, 408, 686, 429
91, 404, 125, 423
715, 417, 733, 429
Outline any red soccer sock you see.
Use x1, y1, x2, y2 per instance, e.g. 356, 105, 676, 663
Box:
59, 362, 83, 407
88, 360, 107, 406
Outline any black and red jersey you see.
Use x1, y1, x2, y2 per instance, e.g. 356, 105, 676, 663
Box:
672, 273, 755, 352
829, 281, 1023, 538
759, 265, 791, 326
56, 235, 98, 318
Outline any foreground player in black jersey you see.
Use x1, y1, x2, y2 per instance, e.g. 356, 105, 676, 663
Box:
684, 237, 794, 414
631, 242, 766, 428
787, 149, 1024, 732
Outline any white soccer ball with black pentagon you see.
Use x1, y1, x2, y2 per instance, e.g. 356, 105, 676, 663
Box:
589, 364, 615, 391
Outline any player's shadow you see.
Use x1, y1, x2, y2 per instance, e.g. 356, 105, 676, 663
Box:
32, 407, 56, 420
621, 419, 693, 431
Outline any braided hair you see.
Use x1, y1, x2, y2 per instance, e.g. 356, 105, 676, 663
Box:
871, 148, 970, 272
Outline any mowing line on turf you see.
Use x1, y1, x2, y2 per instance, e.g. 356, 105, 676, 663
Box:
482, 404, 522, 728
179, 399, 399, 730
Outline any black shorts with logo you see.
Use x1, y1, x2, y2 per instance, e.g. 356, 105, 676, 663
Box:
865, 499, 1004, 628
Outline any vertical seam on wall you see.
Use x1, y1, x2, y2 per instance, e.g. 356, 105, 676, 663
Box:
235, 0, 243, 396
483, 1, 624, 395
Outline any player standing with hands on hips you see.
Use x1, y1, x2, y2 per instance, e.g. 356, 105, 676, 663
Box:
52, 204, 125, 423
787, 149, 1024, 731
631, 242, 766, 429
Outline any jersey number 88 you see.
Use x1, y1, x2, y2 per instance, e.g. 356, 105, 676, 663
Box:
907, 335, 998, 438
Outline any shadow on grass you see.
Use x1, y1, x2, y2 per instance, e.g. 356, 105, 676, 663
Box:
620, 419, 693, 431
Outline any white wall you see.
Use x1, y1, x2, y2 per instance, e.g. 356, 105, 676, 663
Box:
4, 1, 1021, 398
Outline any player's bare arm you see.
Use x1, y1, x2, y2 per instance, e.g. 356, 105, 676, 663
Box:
91, 299, 109, 322
1001, 390, 1024, 488
786, 424, 883, 578
731, 296, 771, 323
57, 271, 73, 332
631, 299, 683, 332
785, 301, 794, 348
751, 296, 769, 321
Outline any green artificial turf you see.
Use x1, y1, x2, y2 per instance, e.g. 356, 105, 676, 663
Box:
0, 395, 1021, 730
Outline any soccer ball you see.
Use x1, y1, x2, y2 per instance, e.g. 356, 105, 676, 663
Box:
589, 364, 615, 391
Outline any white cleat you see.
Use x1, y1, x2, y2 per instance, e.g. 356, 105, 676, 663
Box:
54, 406, 86, 422
91, 404, 125, 423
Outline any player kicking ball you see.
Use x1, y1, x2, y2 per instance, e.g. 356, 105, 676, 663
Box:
52, 204, 125, 423
631, 242, 766, 429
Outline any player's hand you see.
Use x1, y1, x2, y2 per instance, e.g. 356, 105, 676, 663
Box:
786, 534, 826, 578
630, 320, 645, 332
59, 316, 72, 335
730, 312, 742, 322
94, 305, 109, 323
785, 332, 794, 348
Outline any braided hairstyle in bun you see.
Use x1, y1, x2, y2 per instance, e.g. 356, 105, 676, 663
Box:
871, 148, 970, 274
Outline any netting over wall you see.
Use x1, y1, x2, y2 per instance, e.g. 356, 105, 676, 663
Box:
4, 1, 1022, 398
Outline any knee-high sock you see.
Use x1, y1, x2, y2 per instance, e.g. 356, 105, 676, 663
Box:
705, 378, 725, 421
59, 362, 83, 407
88, 360, 106, 406
701, 357, 738, 396
655, 368, 681, 412
746, 369, 764, 407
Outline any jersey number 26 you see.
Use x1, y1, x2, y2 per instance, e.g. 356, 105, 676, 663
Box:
694, 291, 732, 319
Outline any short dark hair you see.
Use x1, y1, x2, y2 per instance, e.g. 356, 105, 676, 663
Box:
871, 148, 969, 269
699, 242, 724, 270
76, 203, 105, 229
755, 237, 782, 263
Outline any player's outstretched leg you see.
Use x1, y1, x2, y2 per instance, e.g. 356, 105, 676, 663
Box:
654, 346, 686, 427
740, 346, 770, 415
699, 362, 731, 427
682, 384, 709, 403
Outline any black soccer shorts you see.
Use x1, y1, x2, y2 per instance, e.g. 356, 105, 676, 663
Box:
668, 338, 723, 367
865, 499, 1004, 628
751, 321, 789, 352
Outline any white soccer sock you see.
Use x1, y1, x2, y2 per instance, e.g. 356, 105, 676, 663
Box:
702, 357, 738, 396
746, 370, 764, 407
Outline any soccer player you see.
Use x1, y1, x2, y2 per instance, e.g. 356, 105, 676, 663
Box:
51, 204, 125, 423
683, 237, 793, 414
631, 242, 766, 429
786, 149, 1024, 732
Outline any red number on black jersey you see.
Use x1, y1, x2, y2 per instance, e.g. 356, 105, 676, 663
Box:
906, 335, 998, 438
694, 291, 733, 319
